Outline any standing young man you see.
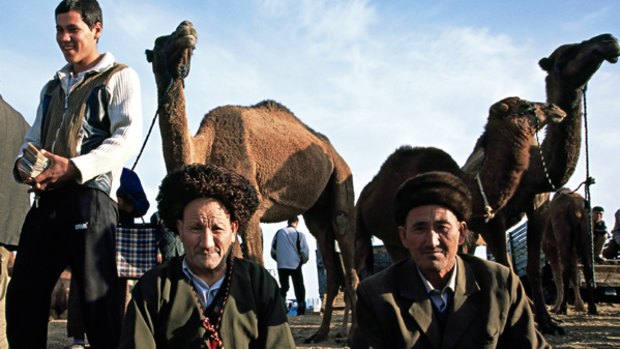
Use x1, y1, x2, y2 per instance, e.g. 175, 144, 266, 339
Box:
270, 216, 310, 315
7, 1, 142, 348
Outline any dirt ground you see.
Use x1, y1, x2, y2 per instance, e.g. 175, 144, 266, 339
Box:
46, 303, 620, 348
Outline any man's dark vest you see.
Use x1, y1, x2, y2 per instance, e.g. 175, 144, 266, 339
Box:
40, 63, 127, 194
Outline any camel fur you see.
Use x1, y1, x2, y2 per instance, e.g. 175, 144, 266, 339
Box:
541, 189, 596, 315
146, 21, 358, 343
472, 34, 619, 334
355, 97, 565, 276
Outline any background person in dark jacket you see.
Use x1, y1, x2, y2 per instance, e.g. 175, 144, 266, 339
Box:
592, 206, 609, 262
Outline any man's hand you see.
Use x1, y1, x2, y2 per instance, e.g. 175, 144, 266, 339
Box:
31, 150, 79, 191
16, 158, 34, 184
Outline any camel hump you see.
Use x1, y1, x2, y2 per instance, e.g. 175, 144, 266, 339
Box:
199, 99, 331, 144
379, 145, 460, 174
376, 146, 461, 198
252, 99, 291, 113
252, 99, 330, 140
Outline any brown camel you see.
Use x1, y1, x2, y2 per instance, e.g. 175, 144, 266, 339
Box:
473, 34, 619, 334
146, 21, 358, 343
541, 189, 596, 315
355, 97, 565, 276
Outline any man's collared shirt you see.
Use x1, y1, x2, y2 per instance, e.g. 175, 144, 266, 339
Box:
417, 262, 457, 312
182, 259, 224, 308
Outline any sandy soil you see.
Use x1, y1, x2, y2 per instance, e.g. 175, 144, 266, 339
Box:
46, 303, 620, 348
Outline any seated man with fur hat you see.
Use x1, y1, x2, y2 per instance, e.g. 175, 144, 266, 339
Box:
350, 171, 548, 349
119, 164, 295, 348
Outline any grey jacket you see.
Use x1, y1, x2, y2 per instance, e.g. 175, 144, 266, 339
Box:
351, 254, 549, 349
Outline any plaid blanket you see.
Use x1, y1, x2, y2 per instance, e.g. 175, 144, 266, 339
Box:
115, 224, 158, 279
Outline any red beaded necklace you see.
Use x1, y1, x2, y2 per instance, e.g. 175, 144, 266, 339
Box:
187, 254, 234, 349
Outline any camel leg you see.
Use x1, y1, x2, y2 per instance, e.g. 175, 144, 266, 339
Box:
582, 267, 597, 314
559, 263, 572, 314
553, 217, 575, 315
551, 264, 564, 313
526, 212, 563, 334
568, 269, 586, 312
332, 247, 352, 339
302, 208, 341, 343
340, 293, 350, 338
580, 263, 597, 315
327, 173, 359, 343
575, 221, 597, 314
543, 240, 564, 313
480, 219, 511, 267
332, 209, 359, 341
354, 210, 374, 279
239, 213, 264, 266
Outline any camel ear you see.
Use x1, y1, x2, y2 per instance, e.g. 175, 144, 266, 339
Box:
539, 57, 552, 71
490, 100, 510, 116
145, 49, 154, 63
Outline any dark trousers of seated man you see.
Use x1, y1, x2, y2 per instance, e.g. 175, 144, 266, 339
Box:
6, 186, 123, 349
278, 264, 306, 314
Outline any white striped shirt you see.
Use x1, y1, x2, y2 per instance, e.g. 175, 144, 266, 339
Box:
19, 52, 143, 201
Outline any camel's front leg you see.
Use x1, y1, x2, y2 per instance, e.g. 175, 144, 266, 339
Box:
303, 209, 342, 343
240, 213, 264, 265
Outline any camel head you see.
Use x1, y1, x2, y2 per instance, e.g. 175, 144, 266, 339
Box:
146, 21, 197, 90
539, 33, 619, 90
464, 98, 565, 220
463, 97, 564, 174
474, 97, 565, 166
487, 96, 566, 135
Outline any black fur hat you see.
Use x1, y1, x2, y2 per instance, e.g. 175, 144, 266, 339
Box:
394, 171, 472, 225
156, 163, 259, 234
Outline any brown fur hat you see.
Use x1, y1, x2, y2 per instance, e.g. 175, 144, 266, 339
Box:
394, 171, 472, 225
156, 163, 259, 234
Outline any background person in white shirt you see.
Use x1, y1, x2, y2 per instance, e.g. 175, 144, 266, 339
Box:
271, 216, 310, 315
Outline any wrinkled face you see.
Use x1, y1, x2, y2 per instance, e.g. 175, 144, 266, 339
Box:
177, 198, 238, 279
56, 10, 101, 73
399, 205, 466, 282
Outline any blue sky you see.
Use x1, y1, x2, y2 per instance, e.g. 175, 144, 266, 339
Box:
1, 0, 619, 301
